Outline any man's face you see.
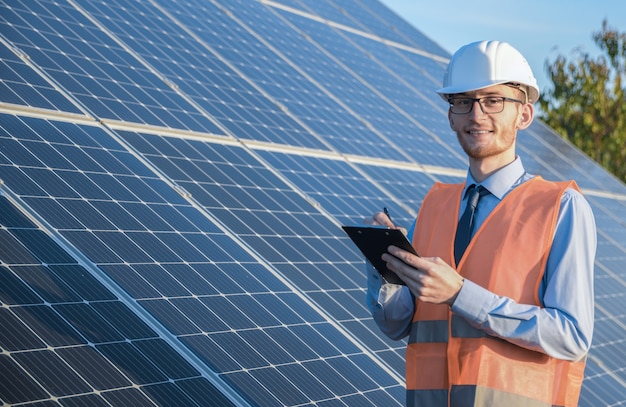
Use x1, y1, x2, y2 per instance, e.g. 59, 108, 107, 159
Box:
447, 84, 533, 162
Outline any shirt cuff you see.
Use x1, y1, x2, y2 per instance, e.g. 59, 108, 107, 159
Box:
450, 279, 494, 324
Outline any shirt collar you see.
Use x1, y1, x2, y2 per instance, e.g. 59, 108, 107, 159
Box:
465, 156, 526, 200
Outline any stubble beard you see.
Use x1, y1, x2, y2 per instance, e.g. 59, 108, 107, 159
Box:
456, 130, 516, 160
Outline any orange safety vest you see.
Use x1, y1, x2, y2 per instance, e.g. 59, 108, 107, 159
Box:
406, 177, 586, 407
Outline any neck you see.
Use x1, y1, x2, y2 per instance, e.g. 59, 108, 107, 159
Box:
469, 154, 516, 183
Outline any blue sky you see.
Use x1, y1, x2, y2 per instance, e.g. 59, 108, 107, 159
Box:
379, 0, 626, 93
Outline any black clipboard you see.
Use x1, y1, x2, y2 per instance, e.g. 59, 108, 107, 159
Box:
342, 225, 418, 285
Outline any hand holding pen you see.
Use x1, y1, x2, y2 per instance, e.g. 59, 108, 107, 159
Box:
364, 206, 395, 228
365, 206, 408, 236
383, 207, 392, 223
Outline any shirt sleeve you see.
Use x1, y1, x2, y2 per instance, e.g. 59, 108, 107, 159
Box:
366, 221, 416, 340
366, 261, 414, 340
451, 188, 596, 361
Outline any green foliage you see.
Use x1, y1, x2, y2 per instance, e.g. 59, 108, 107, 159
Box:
539, 20, 626, 183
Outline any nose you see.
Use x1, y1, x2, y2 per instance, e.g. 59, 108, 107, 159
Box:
469, 99, 487, 117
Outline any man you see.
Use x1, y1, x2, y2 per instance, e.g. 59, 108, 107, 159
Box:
366, 41, 596, 407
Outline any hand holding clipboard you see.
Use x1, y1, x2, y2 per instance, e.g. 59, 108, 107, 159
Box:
342, 224, 418, 285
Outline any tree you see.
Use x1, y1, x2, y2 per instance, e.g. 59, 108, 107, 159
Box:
539, 20, 626, 183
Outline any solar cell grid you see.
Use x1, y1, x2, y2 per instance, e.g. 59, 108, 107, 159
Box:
0, 114, 408, 405
256, 150, 411, 226
209, 149, 416, 369
0, 0, 220, 133
270, 9, 443, 162
316, 0, 414, 45
284, 0, 435, 60
171, 0, 411, 160
344, 32, 454, 119
0, 194, 244, 406
323, 0, 415, 45
257, 148, 447, 230
580, 367, 625, 406
516, 129, 612, 191
307, 30, 460, 168
0, 42, 82, 113
355, 0, 449, 56
74, 0, 329, 150
113, 129, 409, 371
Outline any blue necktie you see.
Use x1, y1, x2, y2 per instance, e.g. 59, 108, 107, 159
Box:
454, 185, 489, 264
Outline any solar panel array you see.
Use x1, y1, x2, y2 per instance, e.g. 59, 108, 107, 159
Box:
0, 0, 625, 406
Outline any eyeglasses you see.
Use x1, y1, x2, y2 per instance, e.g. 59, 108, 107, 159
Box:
448, 96, 525, 115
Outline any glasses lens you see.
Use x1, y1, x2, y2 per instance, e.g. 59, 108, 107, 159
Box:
449, 97, 506, 114
481, 97, 505, 113
450, 98, 472, 114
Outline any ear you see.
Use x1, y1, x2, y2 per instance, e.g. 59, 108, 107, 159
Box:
448, 109, 456, 130
516, 103, 534, 130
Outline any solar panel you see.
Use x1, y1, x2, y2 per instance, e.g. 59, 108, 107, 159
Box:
0, 113, 410, 405
1, 0, 625, 406
0, 191, 241, 406
0, 39, 83, 114
0, 0, 221, 133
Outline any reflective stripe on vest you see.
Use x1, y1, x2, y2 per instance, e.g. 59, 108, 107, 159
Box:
408, 386, 556, 407
405, 178, 585, 407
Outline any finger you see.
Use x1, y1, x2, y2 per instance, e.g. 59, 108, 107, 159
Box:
387, 245, 422, 267
382, 253, 423, 288
382, 252, 404, 268
373, 211, 394, 227
363, 212, 385, 225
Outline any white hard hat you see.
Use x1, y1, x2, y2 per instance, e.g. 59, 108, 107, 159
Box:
436, 40, 540, 103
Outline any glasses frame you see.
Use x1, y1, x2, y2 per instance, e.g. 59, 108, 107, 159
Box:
447, 96, 525, 115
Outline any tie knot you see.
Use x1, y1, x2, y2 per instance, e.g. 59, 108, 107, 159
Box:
466, 185, 488, 209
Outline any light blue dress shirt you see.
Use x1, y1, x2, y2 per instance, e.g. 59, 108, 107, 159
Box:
366, 157, 596, 361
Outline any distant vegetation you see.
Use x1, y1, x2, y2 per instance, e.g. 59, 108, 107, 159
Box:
539, 20, 626, 183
